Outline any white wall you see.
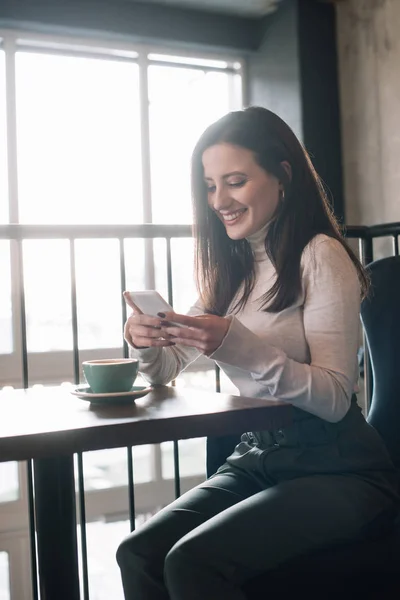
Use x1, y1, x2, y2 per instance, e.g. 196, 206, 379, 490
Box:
336, 0, 400, 227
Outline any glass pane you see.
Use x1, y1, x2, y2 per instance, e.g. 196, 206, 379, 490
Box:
0, 462, 19, 503
149, 66, 240, 224
23, 238, 130, 352
124, 239, 146, 293
153, 238, 168, 299
79, 445, 153, 491
171, 238, 196, 313
0, 50, 8, 224
161, 437, 206, 479
80, 520, 125, 600
0, 242, 12, 354
16, 52, 142, 224
161, 369, 210, 479
0, 552, 10, 600
75, 239, 123, 350
80, 518, 155, 600
23, 240, 72, 352
124, 238, 170, 305
372, 236, 396, 261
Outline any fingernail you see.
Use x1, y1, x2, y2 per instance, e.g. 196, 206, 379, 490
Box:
157, 312, 166, 318
160, 320, 171, 327
168, 342, 176, 346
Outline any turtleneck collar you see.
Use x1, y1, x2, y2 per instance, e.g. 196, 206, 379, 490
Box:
246, 221, 270, 261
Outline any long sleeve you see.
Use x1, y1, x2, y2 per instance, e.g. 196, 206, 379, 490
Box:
128, 301, 203, 385
210, 237, 361, 422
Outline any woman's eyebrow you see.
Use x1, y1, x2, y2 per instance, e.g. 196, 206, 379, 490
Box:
204, 171, 247, 181
223, 171, 247, 178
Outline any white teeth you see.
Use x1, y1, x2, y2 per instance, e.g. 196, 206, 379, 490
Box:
222, 210, 245, 222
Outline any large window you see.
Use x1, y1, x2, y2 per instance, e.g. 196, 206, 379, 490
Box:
0, 31, 243, 599
1, 38, 242, 380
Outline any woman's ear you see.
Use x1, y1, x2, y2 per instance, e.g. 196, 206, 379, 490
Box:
280, 161, 292, 183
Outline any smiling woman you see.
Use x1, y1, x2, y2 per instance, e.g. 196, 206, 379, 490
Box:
118, 107, 398, 600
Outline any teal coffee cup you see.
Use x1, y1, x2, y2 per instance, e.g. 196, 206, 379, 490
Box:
82, 358, 139, 394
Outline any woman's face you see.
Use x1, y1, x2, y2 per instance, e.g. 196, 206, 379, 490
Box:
202, 143, 281, 240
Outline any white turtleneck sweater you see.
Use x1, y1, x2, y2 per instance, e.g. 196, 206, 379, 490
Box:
129, 229, 361, 423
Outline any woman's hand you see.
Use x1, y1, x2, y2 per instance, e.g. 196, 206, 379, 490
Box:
158, 312, 230, 355
123, 292, 175, 349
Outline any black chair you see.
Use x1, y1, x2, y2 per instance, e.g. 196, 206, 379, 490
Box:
207, 256, 400, 598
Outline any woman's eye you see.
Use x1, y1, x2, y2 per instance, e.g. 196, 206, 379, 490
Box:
207, 186, 216, 193
228, 180, 246, 188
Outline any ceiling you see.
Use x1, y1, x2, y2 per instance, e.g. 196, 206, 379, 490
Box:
127, 0, 283, 18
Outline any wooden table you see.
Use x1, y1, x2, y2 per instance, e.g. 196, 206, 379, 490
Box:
0, 384, 292, 600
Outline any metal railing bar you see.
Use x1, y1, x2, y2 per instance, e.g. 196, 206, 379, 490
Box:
393, 236, 399, 256
120, 237, 136, 531
368, 222, 400, 238
69, 239, 80, 386
127, 447, 136, 532
27, 460, 39, 600
215, 365, 221, 393
360, 235, 374, 267
17, 240, 29, 389
165, 236, 181, 498
166, 237, 173, 307
344, 225, 369, 238
0, 224, 193, 240
70, 240, 89, 598
359, 235, 374, 408
173, 441, 181, 499
3, 222, 400, 242
77, 453, 90, 600
120, 239, 129, 359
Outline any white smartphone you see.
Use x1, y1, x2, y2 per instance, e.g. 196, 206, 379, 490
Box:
125, 291, 184, 327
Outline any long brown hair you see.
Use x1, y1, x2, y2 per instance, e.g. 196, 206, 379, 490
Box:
191, 106, 368, 316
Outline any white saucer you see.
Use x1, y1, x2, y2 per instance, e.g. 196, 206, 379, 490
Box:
70, 385, 152, 405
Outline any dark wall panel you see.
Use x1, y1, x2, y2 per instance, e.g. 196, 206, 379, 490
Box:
297, 0, 345, 222
247, 0, 302, 139
248, 0, 344, 222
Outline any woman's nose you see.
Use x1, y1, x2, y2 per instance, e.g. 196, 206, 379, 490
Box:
212, 187, 232, 211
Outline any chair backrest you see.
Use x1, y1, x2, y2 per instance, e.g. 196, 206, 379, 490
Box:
361, 256, 400, 469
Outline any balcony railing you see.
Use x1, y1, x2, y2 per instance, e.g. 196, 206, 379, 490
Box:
0, 220, 399, 600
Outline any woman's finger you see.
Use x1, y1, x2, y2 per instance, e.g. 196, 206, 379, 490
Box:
160, 325, 202, 340
130, 324, 169, 340
160, 312, 205, 329
128, 313, 162, 329
123, 291, 143, 314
